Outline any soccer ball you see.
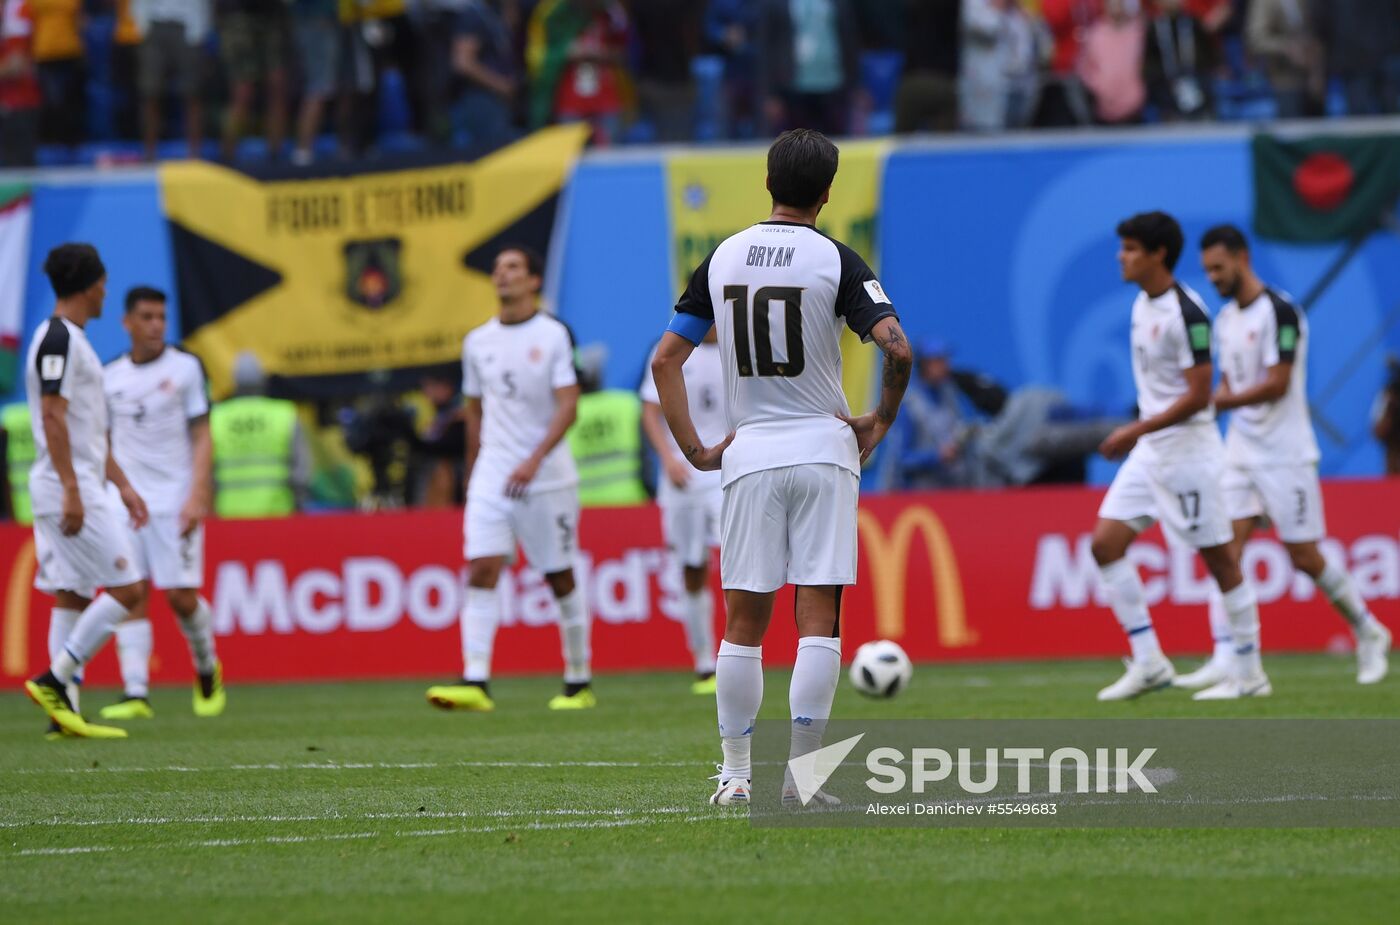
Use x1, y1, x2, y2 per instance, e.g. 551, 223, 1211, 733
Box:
849, 640, 913, 698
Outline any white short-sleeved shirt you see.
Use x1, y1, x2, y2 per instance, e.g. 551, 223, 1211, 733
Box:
639, 340, 726, 504
104, 346, 210, 514
1216, 288, 1319, 468
462, 312, 579, 500
1130, 283, 1216, 459
25, 316, 109, 515
668, 222, 897, 488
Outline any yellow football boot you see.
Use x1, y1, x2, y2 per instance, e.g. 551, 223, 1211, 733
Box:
690, 675, 717, 696
547, 687, 597, 711
100, 697, 155, 720
426, 683, 495, 712
194, 661, 227, 718
25, 677, 127, 739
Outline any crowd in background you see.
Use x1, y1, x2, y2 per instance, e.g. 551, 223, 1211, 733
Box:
2, 0, 1400, 168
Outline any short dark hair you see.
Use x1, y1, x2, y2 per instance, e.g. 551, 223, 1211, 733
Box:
124, 285, 167, 313
1116, 211, 1184, 270
1200, 224, 1250, 254
43, 243, 106, 299
767, 129, 839, 210
496, 245, 544, 279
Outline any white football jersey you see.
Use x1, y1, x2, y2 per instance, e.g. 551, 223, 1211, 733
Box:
1129, 283, 1216, 458
25, 316, 109, 515
1216, 288, 1318, 467
640, 339, 726, 504
462, 312, 579, 501
669, 221, 897, 488
105, 347, 210, 514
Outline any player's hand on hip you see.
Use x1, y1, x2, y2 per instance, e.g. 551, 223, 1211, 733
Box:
60, 486, 84, 536
505, 457, 542, 498
121, 486, 150, 530
686, 432, 734, 472
838, 412, 892, 465
1098, 424, 1140, 461
662, 455, 693, 489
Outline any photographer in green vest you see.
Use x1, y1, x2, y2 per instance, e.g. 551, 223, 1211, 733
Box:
2, 402, 35, 523
566, 344, 648, 507
210, 352, 309, 518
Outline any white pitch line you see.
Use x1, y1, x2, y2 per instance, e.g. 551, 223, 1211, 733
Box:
1, 759, 706, 776
10, 810, 729, 858
0, 805, 698, 830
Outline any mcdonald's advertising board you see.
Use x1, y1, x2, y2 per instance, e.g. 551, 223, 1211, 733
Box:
1, 482, 1397, 685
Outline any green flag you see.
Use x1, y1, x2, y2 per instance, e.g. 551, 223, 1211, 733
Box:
1252, 134, 1400, 242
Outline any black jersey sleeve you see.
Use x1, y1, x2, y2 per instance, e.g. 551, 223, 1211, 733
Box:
1266, 290, 1301, 364
34, 319, 72, 397
834, 241, 897, 342
669, 249, 716, 345
1175, 286, 1213, 368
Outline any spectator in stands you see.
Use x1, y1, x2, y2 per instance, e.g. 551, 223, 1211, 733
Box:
1247, 0, 1318, 118
134, 0, 211, 160
31, 0, 84, 150
1144, 0, 1217, 120
451, 0, 518, 151
414, 0, 468, 145
629, 0, 700, 143
1311, 0, 1400, 116
291, 0, 342, 166
894, 0, 961, 134
1077, 0, 1146, 124
527, 0, 628, 146
219, 1, 292, 162
1376, 356, 1400, 476
702, 0, 759, 138
211, 352, 311, 518
413, 369, 466, 507
1035, 0, 1097, 126
879, 339, 972, 490
0, 0, 41, 167
959, 0, 1043, 131
110, 0, 141, 140
759, 0, 861, 136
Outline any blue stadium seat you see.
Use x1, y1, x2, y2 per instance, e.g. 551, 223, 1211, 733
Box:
860, 50, 904, 131
378, 69, 413, 136
692, 54, 726, 143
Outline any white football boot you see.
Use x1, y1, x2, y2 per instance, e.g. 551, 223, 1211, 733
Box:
1193, 672, 1272, 701
1357, 624, 1391, 685
1096, 656, 1176, 702
1173, 655, 1231, 690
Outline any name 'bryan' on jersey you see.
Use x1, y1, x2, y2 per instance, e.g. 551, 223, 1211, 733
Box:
672, 221, 897, 488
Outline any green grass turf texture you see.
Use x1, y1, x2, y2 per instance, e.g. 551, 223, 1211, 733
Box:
3, 654, 1398, 924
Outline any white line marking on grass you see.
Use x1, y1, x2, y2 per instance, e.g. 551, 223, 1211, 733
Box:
11, 809, 732, 857
0, 806, 699, 830
2, 759, 704, 776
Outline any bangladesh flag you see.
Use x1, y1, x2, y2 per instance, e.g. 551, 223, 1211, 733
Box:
1253, 134, 1400, 242
0, 185, 30, 393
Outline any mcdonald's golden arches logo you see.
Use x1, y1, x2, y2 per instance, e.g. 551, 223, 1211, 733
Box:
857, 505, 976, 647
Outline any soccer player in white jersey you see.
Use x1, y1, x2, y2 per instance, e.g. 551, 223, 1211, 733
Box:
21, 244, 148, 739
1092, 212, 1267, 702
426, 246, 593, 712
96, 286, 226, 721
651, 130, 913, 806
1174, 225, 1389, 690
641, 327, 725, 694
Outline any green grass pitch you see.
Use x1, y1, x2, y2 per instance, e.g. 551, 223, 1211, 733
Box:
3, 654, 1399, 924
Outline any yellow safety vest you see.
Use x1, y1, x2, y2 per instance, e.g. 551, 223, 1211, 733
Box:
210, 397, 297, 518
567, 390, 647, 507
2, 402, 34, 525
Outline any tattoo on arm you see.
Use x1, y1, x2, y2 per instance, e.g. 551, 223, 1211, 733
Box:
874, 321, 912, 424
683, 444, 702, 460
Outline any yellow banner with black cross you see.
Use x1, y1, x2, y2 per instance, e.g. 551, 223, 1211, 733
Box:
159, 125, 590, 398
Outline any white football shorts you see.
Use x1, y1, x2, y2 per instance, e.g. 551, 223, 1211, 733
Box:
1222, 463, 1326, 544
464, 487, 579, 574
720, 463, 859, 592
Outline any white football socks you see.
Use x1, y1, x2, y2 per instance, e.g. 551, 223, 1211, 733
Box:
788, 636, 840, 760
556, 589, 591, 684
1206, 590, 1235, 663
683, 589, 717, 675
115, 619, 153, 699
177, 596, 219, 675
1100, 559, 1163, 663
47, 607, 82, 711
716, 640, 762, 781
1316, 562, 1382, 636
50, 593, 129, 684
1221, 581, 1263, 679
460, 585, 498, 682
